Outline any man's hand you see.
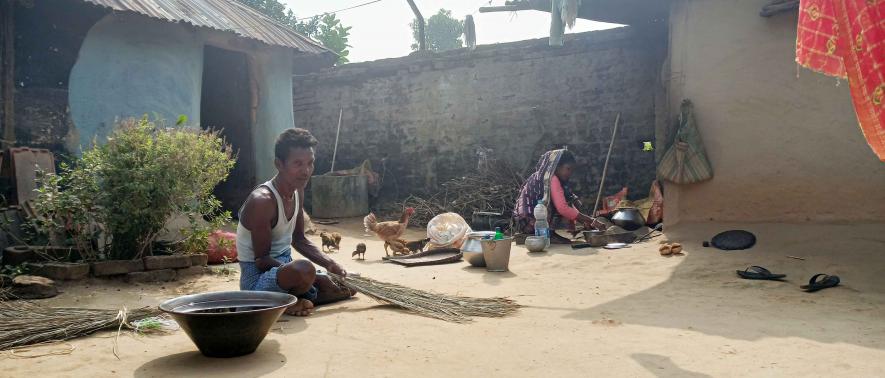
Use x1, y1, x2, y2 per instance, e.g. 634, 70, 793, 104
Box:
327, 261, 347, 277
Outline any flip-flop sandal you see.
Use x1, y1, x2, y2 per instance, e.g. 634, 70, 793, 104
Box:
659, 244, 673, 256
736, 266, 786, 280
801, 274, 840, 292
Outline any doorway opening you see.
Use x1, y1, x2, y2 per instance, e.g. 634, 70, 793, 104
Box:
200, 45, 255, 216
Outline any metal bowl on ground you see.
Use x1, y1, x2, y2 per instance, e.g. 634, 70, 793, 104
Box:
582, 230, 607, 247
605, 227, 637, 244
160, 291, 296, 358
524, 236, 547, 252
461, 231, 495, 267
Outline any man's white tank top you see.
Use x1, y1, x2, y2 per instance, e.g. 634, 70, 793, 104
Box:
236, 180, 299, 262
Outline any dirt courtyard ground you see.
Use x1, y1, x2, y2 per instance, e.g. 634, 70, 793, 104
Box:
1, 220, 884, 377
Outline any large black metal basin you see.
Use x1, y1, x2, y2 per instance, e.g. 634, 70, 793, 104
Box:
159, 291, 296, 358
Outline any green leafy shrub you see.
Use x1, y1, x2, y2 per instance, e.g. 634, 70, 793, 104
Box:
33, 166, 101, 260
35, 116, 236, 260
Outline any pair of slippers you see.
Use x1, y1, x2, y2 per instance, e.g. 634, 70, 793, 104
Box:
736, 266, 840, 292
659, 243, 683, 256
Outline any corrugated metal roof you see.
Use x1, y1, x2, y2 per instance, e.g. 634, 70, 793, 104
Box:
80, 0, 332, 55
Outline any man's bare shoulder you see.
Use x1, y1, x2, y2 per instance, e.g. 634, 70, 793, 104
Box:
241, 187, 276, 225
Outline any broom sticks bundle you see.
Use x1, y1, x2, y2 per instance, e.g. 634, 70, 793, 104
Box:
330, 273, 520, 323
0, 300, 160, 351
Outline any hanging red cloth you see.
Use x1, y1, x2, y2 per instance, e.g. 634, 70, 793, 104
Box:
796, 0, 885, 161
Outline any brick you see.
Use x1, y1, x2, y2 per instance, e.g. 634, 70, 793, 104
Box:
91, 260, 144, 276
143, 255, 191, 270
125, 269, 176, 283
31, 262, 90, 280
176, 265, 207, 277
11, 275, 58, 299
3, 246, 36, 266
189, 253, 209, 267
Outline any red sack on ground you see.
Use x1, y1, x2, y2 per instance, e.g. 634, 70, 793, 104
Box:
596, 187, 628, 216
207, 230, 238, 264
646, 180, 664, 225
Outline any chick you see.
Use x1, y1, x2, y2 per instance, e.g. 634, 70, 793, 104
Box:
352, 243, 367, 260
404, 238, 431, 254
330, 232, 342, 251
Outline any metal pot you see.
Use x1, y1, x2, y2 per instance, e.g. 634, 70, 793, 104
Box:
471, 212, 508, 232
160, 291, 296, 358
582, 230, 607, 247
612, 207, 645, 231
461, 231, 495, 267
606, 230, 637, 244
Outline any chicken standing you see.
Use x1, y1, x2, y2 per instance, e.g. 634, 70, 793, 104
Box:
363, 208, 415, 256
319, 231, 341, 253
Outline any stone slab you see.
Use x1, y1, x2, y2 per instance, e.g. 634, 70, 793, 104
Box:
31, 262, 90, 280
91, 260, 145, 276
125, 269, 176, 283
11, 275, 58, 299
143, 255, 191, 270
189, 253, 208, 267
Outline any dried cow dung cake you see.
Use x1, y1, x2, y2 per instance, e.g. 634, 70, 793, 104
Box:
708, 230, 756, 250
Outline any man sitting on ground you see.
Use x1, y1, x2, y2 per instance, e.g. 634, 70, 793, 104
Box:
237, 128, 355, 316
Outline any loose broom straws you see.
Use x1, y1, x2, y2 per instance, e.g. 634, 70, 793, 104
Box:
0, 300, 161, 352
330, 273, 520, 323
0, 273, 521, 351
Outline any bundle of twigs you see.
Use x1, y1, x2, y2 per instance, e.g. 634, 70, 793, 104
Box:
330, 273, 520, 323
0, 300, 161, 351
399, 159, 526, 226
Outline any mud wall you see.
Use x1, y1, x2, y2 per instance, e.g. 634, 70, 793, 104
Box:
666, 0, 885, 223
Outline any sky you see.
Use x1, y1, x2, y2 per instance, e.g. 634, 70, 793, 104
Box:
282, 0, 621, 62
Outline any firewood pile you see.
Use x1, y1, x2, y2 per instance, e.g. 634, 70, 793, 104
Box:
398, 159, 526, 227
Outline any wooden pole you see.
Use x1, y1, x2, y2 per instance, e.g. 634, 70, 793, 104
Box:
550, 0, 565, 46
406, 0, 425, 51
478, 5, 533, 12
1, 0, 14, 148
329, 108, 343, 173
592, 113, 621, 217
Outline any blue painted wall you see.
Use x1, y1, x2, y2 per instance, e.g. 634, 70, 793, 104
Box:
254, 47, 296, 182
67, 12, 298, 183
68, 13, 203, 151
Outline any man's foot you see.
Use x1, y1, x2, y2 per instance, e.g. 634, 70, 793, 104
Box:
313, 275, 357, 305
284, 299, 314, 316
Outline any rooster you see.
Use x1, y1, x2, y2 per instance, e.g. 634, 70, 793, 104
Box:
364, 207, 415, 256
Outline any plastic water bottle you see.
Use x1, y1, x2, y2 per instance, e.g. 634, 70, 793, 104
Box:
533, 200, 549, 242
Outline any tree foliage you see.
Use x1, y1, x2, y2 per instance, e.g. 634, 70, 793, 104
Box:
411, 9, 464, 52
237, 0, 351, 64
